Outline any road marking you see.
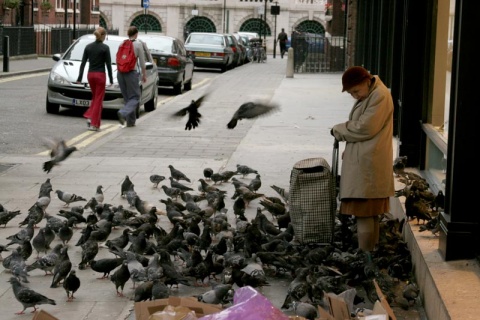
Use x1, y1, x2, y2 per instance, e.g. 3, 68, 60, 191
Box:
36, 77, 213, 155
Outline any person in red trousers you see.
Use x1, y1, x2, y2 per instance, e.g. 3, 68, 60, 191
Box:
76, 27, 113, 131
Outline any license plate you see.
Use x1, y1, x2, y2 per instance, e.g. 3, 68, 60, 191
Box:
73, 99, 91, 107
195, 52, 211, 57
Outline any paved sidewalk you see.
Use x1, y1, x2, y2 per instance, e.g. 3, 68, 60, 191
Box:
0, 55, 55, 78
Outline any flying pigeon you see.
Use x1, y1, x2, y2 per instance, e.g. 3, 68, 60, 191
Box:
42, 137, 78, 173
170, 93, 209, 130
227, 101, 280, 129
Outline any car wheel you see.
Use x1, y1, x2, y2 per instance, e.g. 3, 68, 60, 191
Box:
46, 96, 60, 114
173, 82, 182, 95
184, 77, 192, 91
220, 65, 227, 73
144, 88, 157, 112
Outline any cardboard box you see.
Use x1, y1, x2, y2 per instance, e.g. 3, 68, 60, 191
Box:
134, 296, 223, 320
32, 309, 59, 320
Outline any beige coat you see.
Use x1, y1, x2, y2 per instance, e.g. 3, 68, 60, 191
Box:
332, 76, 395, 199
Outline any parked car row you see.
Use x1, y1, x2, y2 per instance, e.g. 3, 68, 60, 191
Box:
46, 31, 257, 115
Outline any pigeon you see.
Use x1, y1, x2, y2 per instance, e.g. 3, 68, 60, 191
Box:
161, 185, 182, 200
30, 186, 53, 214
434, 190, 445, 212
152, 278, 170, 299
6, 219, 35, 246
169, 177, 194, 192
227, 101, 280, 129
121, 175, 134, 198
8, 276, 56, 314
170, 93, 208, 130
248, 174, 262, 192
236, 164, 258, 178
150, 174, 166, 188
110, 260, 131, 297
51, 246, 72, 288
84, 197, 99, 213
56, 190, 87, 207
58, 220, 74, 245
27, 243, 63, 275
90, 257, 124, 279
0, 209, 22, 228
58, 209, 87, 225
393, 156, 408, 176
31, 228, 49, 258
44, 213, 64, 233
197, 283, 234, 305
270, 184, 290, 204
78, 239, 99, 270
125, 251, 147, 289
94, 185, 104, 204
42, 137, 78, 173
134, 280, 154, 302
292, 301, 318, 320
39, 178, 53, 197
168, 165, 191, 183
105, 228, 131, 250
20, 203, 45, 228
203, 167, 214, 180
63, 269, 81, 302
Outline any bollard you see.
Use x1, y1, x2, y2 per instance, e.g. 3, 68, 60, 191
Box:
3, 36, 9, 73
286, 47, 294, 78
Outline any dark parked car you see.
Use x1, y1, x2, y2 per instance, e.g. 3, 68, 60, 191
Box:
138, 34, 194, 95
226, 34, 244, 67
184, 32, 235, 72
233, 33, 250, 64
46, 34, 158, 115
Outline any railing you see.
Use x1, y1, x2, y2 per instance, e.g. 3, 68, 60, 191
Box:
0, 26, 119, 57
291, 32, 345, 73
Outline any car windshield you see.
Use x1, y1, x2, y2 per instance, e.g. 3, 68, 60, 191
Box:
62, 38, 122, 63
142, 38, 173, 53
188, 34, 224, 46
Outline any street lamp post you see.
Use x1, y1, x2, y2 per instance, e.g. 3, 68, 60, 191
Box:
223, 0, 226, 33
263, 0, 267, 43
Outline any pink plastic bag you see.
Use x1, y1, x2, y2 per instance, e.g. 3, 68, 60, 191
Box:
198, 286, 290, 320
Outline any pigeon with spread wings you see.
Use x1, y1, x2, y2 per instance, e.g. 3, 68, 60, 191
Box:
42, 137, 78, 173
171, 93, 209, 130
227, 101, 280, 129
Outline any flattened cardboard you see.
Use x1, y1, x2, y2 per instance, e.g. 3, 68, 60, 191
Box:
134, 296, 222, 320
373, 279, 396, 320
326, 292, 350, 320
31, 309, 59, 320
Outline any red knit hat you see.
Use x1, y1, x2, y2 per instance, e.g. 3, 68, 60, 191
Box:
342, 66, 372, 92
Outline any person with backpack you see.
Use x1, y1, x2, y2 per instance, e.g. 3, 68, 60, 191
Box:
116, 26, 147, 128
76, 27, 113, 131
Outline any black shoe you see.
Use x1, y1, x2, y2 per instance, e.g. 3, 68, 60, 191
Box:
117, 112, 125, 126
86, 119, 91, 128
126, 123, 135, 127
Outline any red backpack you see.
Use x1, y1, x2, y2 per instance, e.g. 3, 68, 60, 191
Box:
116, 39, 137, 73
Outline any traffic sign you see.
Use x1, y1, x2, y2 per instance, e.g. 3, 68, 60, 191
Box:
143, 0, 149, 8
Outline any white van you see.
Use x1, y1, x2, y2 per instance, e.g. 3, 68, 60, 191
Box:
237, 32, 260, 40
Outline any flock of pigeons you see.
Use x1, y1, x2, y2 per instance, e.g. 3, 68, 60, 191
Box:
0, 157, 433, 319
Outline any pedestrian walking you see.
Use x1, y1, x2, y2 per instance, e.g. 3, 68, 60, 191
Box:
277, 28, 288, 59
331, 66, 395, 259
116, 26, 147, 128
76, 27, 113, 132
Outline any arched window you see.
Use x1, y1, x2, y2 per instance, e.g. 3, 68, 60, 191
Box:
240, 18, 271, 36
185, 16, 216, 33
295, 20, 325, 34
131, 14, 161, 33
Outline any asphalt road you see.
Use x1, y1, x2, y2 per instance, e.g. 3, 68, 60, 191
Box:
0, 70, 217, 155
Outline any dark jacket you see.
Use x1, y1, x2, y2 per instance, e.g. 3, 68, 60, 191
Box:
77, 40, 113, 84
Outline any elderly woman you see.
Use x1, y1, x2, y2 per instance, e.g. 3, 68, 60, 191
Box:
331, 66, 395, 256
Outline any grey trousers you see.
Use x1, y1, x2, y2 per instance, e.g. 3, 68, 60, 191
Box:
117, 70, 140, 125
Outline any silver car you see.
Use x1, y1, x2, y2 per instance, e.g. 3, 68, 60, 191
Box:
184, 32, 235, 72
46, 34, 158, 115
